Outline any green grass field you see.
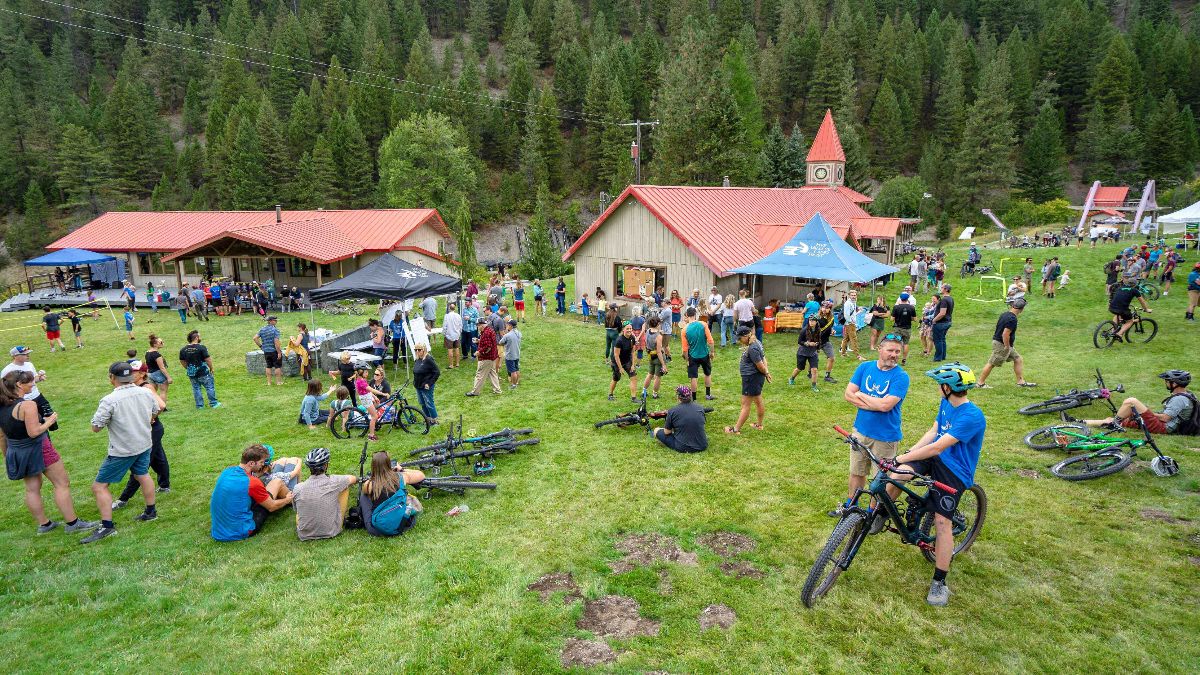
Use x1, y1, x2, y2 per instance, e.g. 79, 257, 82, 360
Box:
1, 239, 1198, 673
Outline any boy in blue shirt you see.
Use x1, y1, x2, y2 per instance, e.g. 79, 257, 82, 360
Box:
124, 309, 136, 341
883, 362, 986, 607
833, 335, 909, 516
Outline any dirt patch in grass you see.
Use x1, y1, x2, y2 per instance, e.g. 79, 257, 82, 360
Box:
577, 595, 661, 639
1140, 508, 1191, 524
610, 534, 699, 574
1014, 468, 1041, 479
696, 532, 756, 558
698, 603, 737, 631
719, 560, 765, 579
984, 465, 1006, 475
560, 638, 617, 668
1123, 460, 1151, 475
527, 572, 581, 604
1189, 557, 1200, 568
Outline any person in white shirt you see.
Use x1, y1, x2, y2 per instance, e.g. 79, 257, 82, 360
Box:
1089, 226, 1100, 248
707, 286, 723, 335
2, 346, 55, 428
908, 257, 921, 289
442, 304, 463, 369
733, 290, 755, 329
839, 290, 862, 360
894, 286, 918, 307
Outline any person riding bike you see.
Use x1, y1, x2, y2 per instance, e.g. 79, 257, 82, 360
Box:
1107, 273, 1151, 342
878, 362, 985, 607
1081, 370, 1197, 437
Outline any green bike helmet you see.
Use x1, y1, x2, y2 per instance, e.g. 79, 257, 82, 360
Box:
925, 362, 977, 392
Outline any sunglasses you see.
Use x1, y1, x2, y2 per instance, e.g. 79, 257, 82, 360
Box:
882, 333, 903, 342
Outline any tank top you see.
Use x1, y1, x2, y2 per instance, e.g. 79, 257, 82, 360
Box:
0, 402, 32, 440
146, 350, 163, 373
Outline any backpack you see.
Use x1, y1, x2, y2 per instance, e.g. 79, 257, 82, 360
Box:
1164, 392, 1200, 435
370, 488, 422, 535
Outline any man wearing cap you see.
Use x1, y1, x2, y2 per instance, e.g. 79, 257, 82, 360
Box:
1186, 262, 1200, 322
2, 346, 57, 431
975, 299, 1036, 389
255, 316, 284, 386
890, 293, 918, 365
82, 362, 161, 544
651, 386, 709, 453
189, 283, 209, 321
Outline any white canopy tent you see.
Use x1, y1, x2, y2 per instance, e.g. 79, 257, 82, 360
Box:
1158, 199, 1200, 235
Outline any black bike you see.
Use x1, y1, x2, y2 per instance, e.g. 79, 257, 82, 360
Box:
1017, 369, 1123, 416
1093, 308, 1157, 349
801, 426, 987, 608
404, 417, 539, 478
408, 424, 534, 456
594, 390, 712, 428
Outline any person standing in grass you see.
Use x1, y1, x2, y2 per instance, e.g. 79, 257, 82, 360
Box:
255, 316, 284, 386
460, 301, 478, 360
1186, 262, 1200, 322
681, 307, 715, 401
975, 299, 1036, 389
0, 370, 97, 537
890, 294, 917, 366
641, 315, 668, 399
420, 295, 438, 330
190, 284, 209, 321
172, 285, 190, 323
831, 336, 908, 518
388, 312, 407, 365
123, 306, 136, 342
726, 326, 770, 434
867, 295, 889, 351
657, 299, 674, 356
67, 309, 83, 349
368, 319, 387, 361
41, 307, 65, 353
629, 306, 646, 369
789, 315, 823, 392
210, 443, 294, 541
930, 284, 954, 362
603, 305, 622, 363
82, 362, 160, 544
179, 330, 219, 409
466, 319, 502, 396
442, 304, 463, 369
839, 290, 862, 360
817, 302, 838, 384
608, 323, 637, 402
720, 295, 736, 347
707, 286, 723, 337
533, 279, 545, 317
555, 276, 566, 315
112, 361, 170, 511
513, 281, 526, 322
412, 344, 441, 424
499, 319, 521, 391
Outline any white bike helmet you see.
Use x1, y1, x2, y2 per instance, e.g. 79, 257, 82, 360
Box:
1150, 456, 1179, 477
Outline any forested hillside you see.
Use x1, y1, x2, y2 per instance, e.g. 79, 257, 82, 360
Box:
1, 0, 1199, 264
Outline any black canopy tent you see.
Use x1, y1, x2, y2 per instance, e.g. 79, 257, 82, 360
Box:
308, 254, 462, 378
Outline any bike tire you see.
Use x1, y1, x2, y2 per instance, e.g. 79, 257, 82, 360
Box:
919, 484, 987, 564
348, 306, 364, 316
408, 441, 450, 457
396, 405, 431, 435
960, 264, 968, 278
1142, 284, 1161, 301
1022, 423, 1090, 451
595, 415, 638, 428
417, 479, 497, 491
1092, 321, 1117, 349
329, 408, 369, 439
474, 438, 541, 456
1050, 446, 1132, 481
1132, 318, 1157, 344
1018, 397, 1083, 416
800, 511, 867, 608
474, 428, 534, 441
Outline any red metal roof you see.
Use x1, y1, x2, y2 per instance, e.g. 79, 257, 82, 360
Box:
806, 110, 846, 163
47, 209, 449, 254
1093, 186, 1129, 207
851, 217, 902, 239
163, 218, 364, 265
565, 185, 871, 276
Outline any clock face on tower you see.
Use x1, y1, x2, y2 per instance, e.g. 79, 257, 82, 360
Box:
814, 166, 829, 181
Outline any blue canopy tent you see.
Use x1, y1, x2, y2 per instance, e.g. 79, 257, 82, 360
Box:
23, 248, 116, 266
730, 213, 898, 283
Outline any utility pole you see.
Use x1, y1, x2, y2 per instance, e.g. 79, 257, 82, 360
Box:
618, 119, 659, 184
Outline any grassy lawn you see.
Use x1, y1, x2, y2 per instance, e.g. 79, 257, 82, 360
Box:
1, 238, 1198, 673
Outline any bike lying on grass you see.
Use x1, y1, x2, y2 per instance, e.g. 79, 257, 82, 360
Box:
594, 390, 713, 429
1036, 412, 1179, 481
403, 417, 539, 479
801, 425, 987, 608
1017, 369, 1123, 416
1093, 308, 1157, 348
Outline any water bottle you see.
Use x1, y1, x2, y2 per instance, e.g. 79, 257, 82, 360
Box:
446, 504, 470, 517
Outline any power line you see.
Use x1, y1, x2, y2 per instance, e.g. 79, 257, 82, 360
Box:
7, 4, 610, 126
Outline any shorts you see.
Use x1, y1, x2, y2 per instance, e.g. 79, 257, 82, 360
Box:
656, 431, 703, 454
515, 301, 525, 310
444, 338, 460, 350
45, 330, 60, 340
5, 437, 45, 480
1161, 270, 1174, 281
796, 352, 818, 370
95, 449, 151, 484
687, 355, 712, 378
534, 295, 544, 302
893, 328, 911, 343
741, 374, 765, 397
1090, 237, 1098, 243
263, 351, 282, 368
987, 340, 1018, 367
849, 430, 898, 477
611, 362, 632, 382
73, 328, 82, 337
648, 356, 664, 377
1121, 409, 1168, 435
41, 435, 61, 467
821, 342, 835, 360
672, 311, 681, 323
249, 502, 269, 536
906, 457, 968, 518
505, 359, 520, 374
1110, 309, 1133, 322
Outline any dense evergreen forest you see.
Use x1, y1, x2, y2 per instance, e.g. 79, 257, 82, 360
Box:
1, 0, 1199, 266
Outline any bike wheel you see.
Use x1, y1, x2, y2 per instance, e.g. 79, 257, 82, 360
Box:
1018, 397, 1082, 416
417, 479, 498, 492
595, 415, 638, 428
1131, 318, 1157, 344
1092, 321, 1117, 349
1022, 423, 1089, 451
348, 306, 364, 316
1142, 284, 1161, 301
920, 485, 987, 563
960, 264, 968, 278
800, 512, 867, 608
1050, 446, 1132, 481
329, 408, 369, 439
396, 405, 430, 434
476, 438, 541, 455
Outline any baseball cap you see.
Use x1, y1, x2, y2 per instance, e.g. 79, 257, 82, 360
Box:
109, 361, 135, 382
735, 326, 753, 337
266, 315, 278, 321
10, 346, 31, 356
129, 359, 146, 372
507, 318, 517, 326
900, 293, 910, 300
1010, 298, 1027, 309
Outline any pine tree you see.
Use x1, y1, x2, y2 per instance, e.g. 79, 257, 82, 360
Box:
868, 79, 905, 176
323, 56, 352, 118
950, 51, 1016, 219
285, 89, 318, 161
309, 134, 341, 207
506, 56, 535, 134
227, 116, 270, 210
597, 79, 634, 194
724, 39, 765, 155
1143, 90, 1189, 183
805, 28, 850, 130
934, 56, 966, 146
550, 0, 581, 55
782, 123, 807, 187
530, 0, 554, 66
102, 39, 169, 196
378, 112, 480, 215
468, 0, 492, 57
518, 185, 565, 279
352, 27, 395, 150
1078, 103, 1143, 186
268, 8, 312, 118
554, 40, 589, 129
1087, 35, 1137, 114
54, 124, 113, 215
528, 84, 565, 191
182, 80, 205, 135
758, 121, 788, 187
332, 109, 375, 208
451, 196, 480, 279
1015, 102, 1067, 203
256, 96, 290, 205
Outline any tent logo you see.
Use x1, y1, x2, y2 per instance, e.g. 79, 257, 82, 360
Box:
780, 242, 831, 258
809, 243, 831, 257
396, 270, 429, 279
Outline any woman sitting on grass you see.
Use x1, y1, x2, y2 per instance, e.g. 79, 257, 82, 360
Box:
299, 379, 335, 429
359, 450, 425, 537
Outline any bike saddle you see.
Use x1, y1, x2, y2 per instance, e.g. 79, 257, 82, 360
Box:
473, 461, 495, 475
1151, 456, 1179, 477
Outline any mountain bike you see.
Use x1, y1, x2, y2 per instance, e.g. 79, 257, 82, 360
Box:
1093, 308, 1157, 348
1048, 412, 1178, 481
1017, 369, 1124, 416
405, 417, 539, 477
801, 425, 987, 608
959, 261, 992, 278
1136, 279, 1161, 301
594, 390, 713, 428
377, 383, 430, 435
328, 405, 371, 439
407, 422, 534, 457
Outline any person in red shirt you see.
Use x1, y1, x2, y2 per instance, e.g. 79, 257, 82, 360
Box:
466, 319, 502, 396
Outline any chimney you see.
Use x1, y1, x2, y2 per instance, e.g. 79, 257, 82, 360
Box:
275, 205, 282, 223
722, 176, 731, 188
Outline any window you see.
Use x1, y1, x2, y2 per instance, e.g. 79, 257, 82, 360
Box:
182, 257, 221, 276
276, 258, 286, 273
614, 264, 665, 300
860, 237, 888, 254
137, 253, 175, 276
791, 276, 824, 286
289, 258, 317, 277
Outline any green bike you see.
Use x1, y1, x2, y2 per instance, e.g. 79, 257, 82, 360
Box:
1023, 414, 1179, 481
1137, 279, 1161, 301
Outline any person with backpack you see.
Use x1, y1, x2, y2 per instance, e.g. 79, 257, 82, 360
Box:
359, 451, 425, 537
1081, 370, 1197, 435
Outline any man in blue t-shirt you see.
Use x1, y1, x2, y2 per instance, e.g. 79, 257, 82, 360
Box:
1186, 262, 1200, 322
883, 362, 986, 607
802, 293, 820, 321
832, 335, 909, 517
254, 316, 284, 386
210, 444, 294, 541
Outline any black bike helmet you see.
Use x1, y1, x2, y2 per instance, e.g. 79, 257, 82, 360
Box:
1158, 370, 1191, 387
304, 447, 331, 469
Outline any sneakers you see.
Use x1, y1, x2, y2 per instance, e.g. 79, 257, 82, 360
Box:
133, 511, 158, 522
509, 384, 517, 391
927, 579, 950, 606
788, 377, 795, 386
210, 402, 222, 409
607, 394, 615, 401
112, 499, 127, 510
465, 392, 479, 397
705, 394, 715, 401
824, 374, 837, 383
827, 504, 849, 518
64, 519, 99, 533
811, 384, 819, 393
156, 487, 171, 494
36, 521, 60, 535
80, 526, 117, 544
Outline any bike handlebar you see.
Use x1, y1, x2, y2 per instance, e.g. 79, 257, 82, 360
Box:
831, 425, 956, 494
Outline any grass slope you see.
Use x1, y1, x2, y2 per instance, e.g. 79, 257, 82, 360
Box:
0, 241, 1198, 673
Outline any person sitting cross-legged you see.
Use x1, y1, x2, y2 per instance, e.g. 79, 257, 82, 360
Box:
359, 450, 425, 537
650, 386, 709, 453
